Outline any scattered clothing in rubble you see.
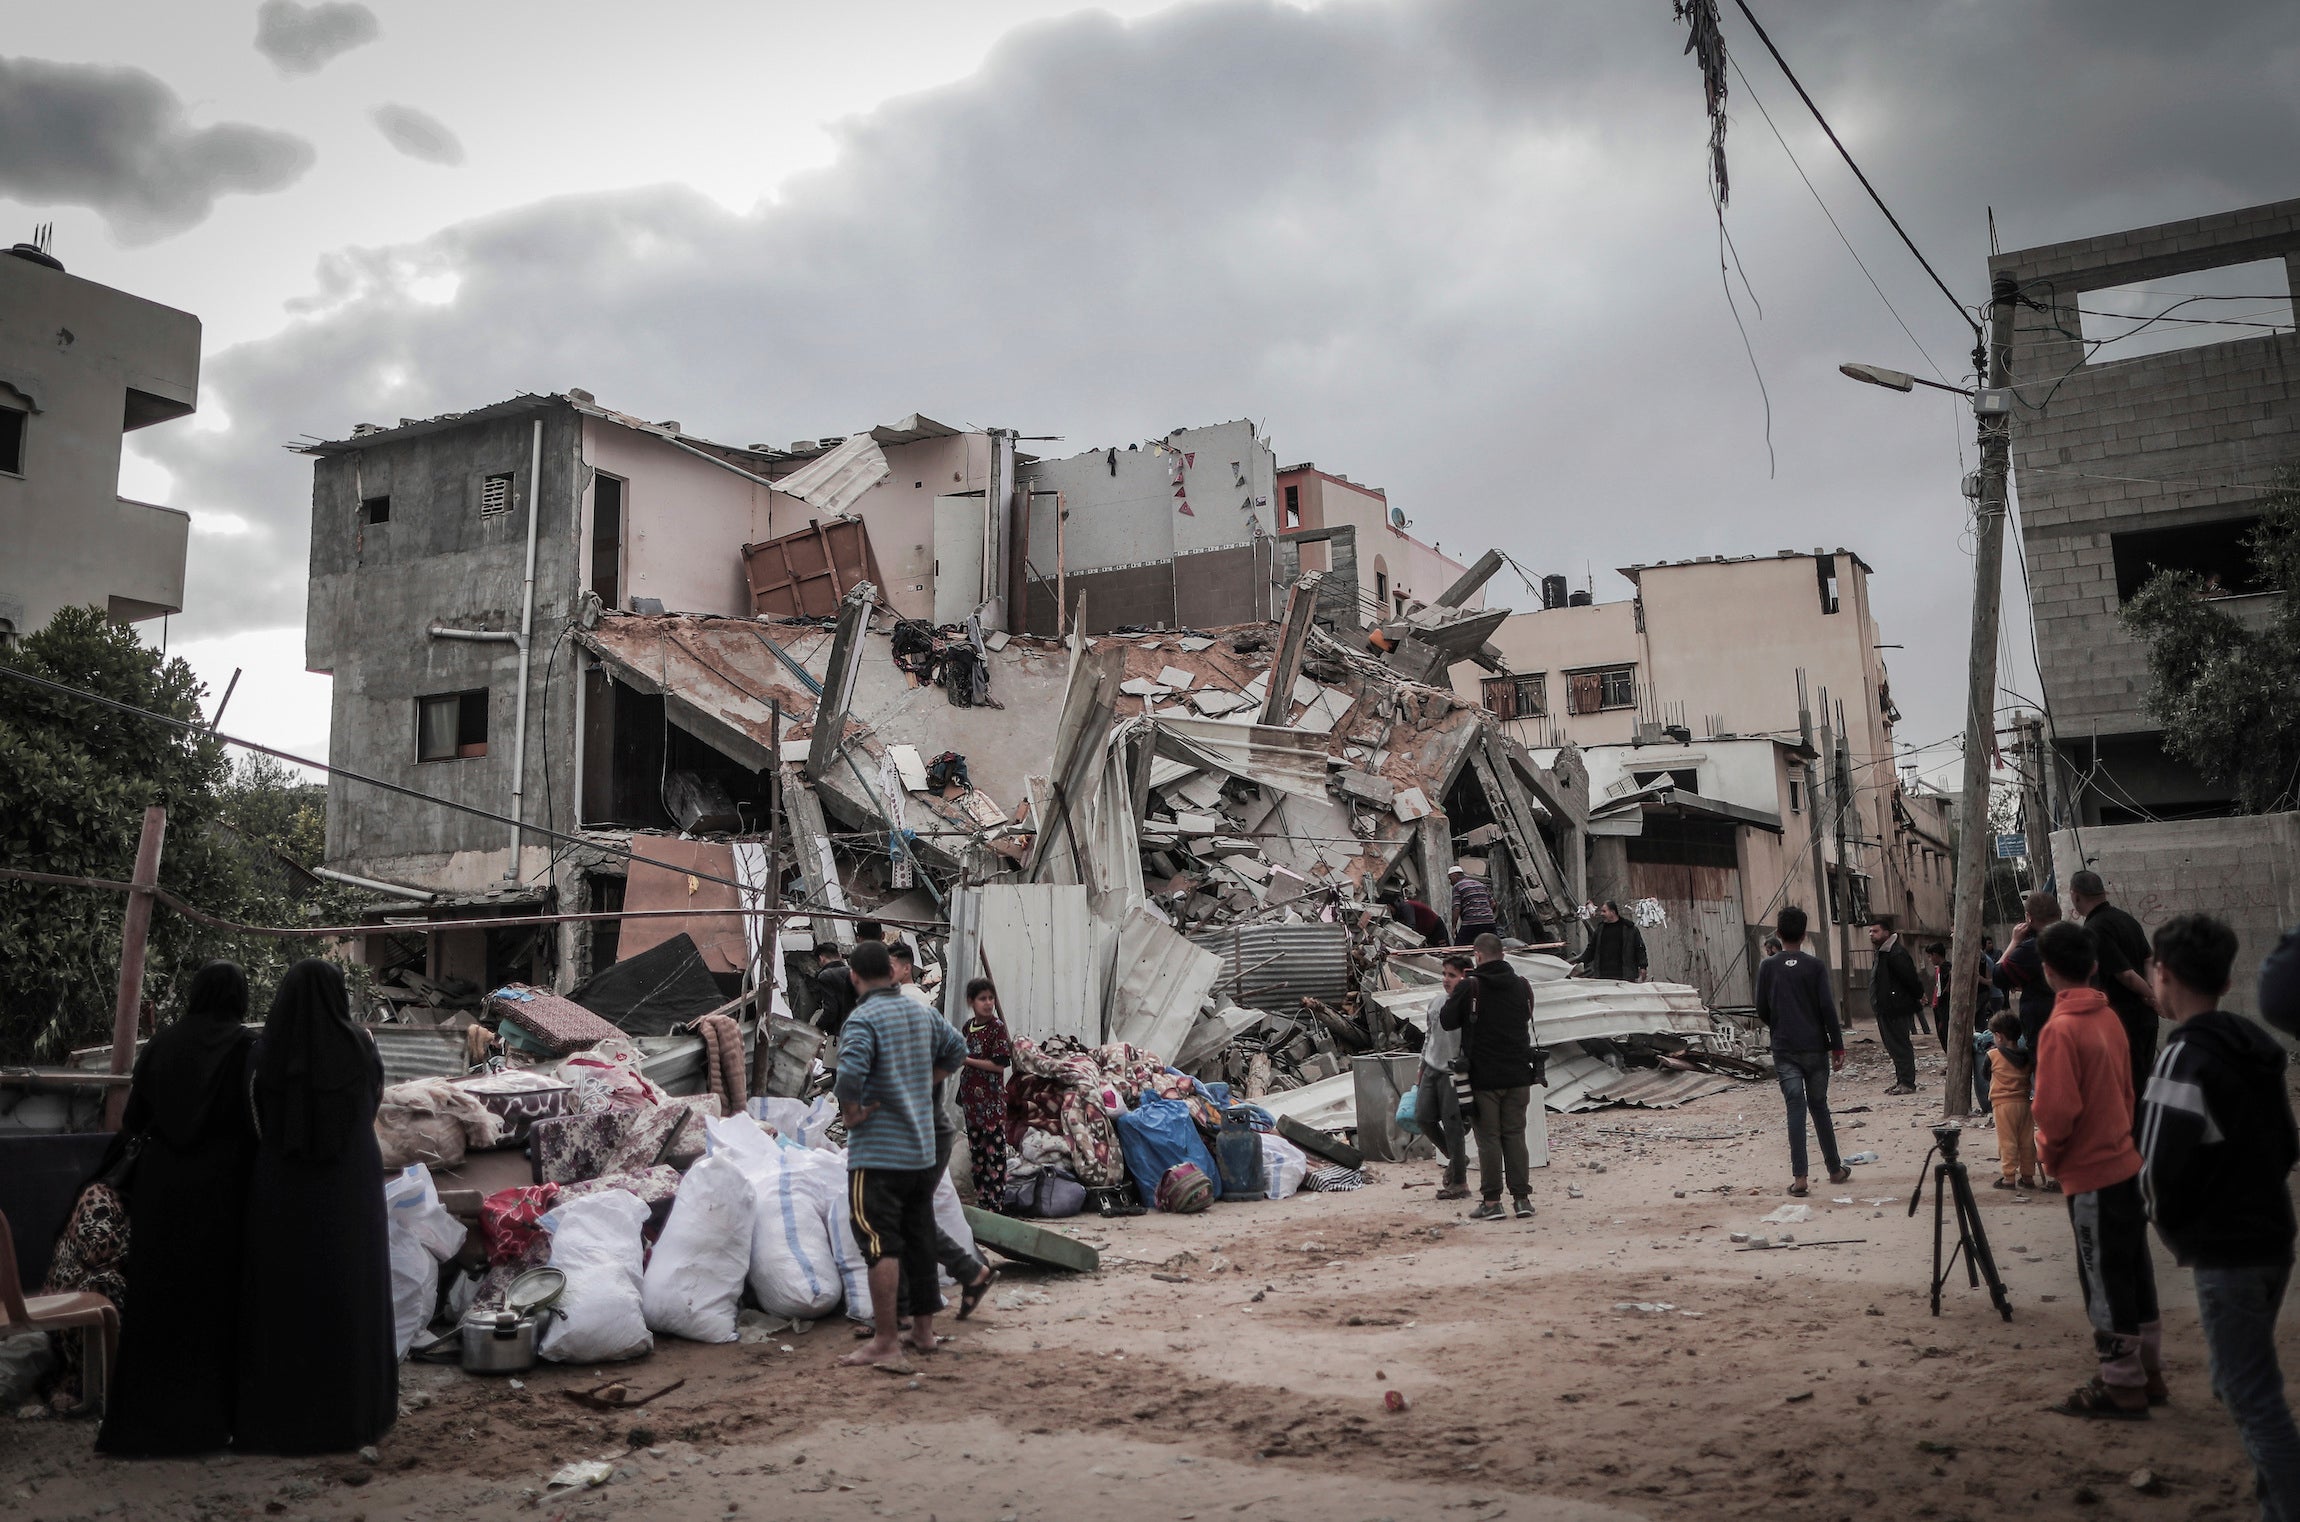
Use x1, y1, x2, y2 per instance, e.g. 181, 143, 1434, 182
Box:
97, 961, 258, 1456
924, 750, 972, 794
691, 1013, 748, 1116
1302, 1164, 1367, 1192
236, 960, 397, 1456
481, 1183, 562, 1266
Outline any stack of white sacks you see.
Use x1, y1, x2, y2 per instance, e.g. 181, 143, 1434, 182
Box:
533, 1097, 979, 1359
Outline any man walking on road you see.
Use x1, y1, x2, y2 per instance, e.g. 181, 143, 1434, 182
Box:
2070, 870, 2162, 1123
834, 940, 966, 1374
1867, 916, 1926, 1096
2034, 921, 2161, 1420
1756, 906, 1849, 1198
1446, 864, 1498, 946
2139, 913, 2300, 1508
1438, 934, 1539, 1221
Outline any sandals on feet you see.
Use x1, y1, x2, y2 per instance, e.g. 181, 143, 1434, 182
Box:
957, 1264, 1000, 1321
1786, 1182, 1810, 1198
1828, 1166, 1852, 1186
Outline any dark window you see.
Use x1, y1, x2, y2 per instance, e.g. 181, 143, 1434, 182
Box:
1394, 591, 1408, 616
2112, 515, 2273, 601
592, 474, 624, 609
1374, 569, 1389, 603
1599, 666, 1636, 710
1816, 554, 1840, 614
1789, 777, 1802, 813
1283, 484, 1300, 528
417, 689, 489, 761
362, 494, 391, 524
1632, 768, 1700, 794
480, 472, 513, 519
587, 873, 626, 972
0, 403, 24, 474
1625, 813, 1738, 868
1480, 674, 1546, 719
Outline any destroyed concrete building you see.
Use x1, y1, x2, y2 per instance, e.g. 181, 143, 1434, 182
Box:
1992, 196, 2300, 992
1273, 462, 1484, 624
1454, 550, 1951, 1012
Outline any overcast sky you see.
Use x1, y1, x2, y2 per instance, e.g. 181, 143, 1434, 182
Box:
8, 0, 2297, 780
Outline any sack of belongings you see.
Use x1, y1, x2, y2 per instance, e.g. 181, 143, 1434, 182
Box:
1114, 1096, 1223, 1209
376, 1077, 503, 1170
1004, 1166, 1088, 1218
538, 1189, 653, 1363
640, 1151, 753, 1343
1154, 1161, 1215, 1214
1259, 1133, 1310, 1200
385, 1164, 467, 1357
734, 1141, 843, 1321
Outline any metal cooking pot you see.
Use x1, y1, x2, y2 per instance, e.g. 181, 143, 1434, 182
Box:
459, 1267, 565, 1374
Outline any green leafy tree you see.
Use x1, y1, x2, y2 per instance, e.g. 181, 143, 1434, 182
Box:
2120, 474, 2300, 814
0, 608, 347, 1062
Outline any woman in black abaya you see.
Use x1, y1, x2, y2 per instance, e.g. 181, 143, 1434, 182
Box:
96, 961, 259, 1455
234, 959, 396, 1455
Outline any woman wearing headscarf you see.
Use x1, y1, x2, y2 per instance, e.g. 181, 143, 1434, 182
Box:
96, 962, 259, 1454
234, 959, 396, 1454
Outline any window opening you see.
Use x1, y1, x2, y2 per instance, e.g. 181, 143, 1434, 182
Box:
480, 472, 513, 519
0, 404, 24, 475
592, 474, 625, 609
1283, 484, 1300, 528
417, 689, 489, 761
362, 495, 391, 525
1816, 554, 1840, 615
2079, 259, 2295, 366
2112, 515, 2274, 601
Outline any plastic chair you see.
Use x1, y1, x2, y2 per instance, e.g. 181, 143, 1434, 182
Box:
0, 1209, 118, 1414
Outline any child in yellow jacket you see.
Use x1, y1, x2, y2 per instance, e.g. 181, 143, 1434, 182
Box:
1988, 1010, 2037, 1190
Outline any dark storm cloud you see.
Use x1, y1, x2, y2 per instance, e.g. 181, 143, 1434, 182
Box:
254, 0, 381, 77
0, 55, 314, 243
370, 103, 465, 165
148, 0, 2300, 754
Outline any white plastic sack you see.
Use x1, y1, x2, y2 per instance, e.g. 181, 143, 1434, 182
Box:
743, 1146, 843, 1320
1259, 1133, 1309, 1200
824, 1168, 874, 1323
749, 1095, 838, 1150
640, 1153, 754, 1343
384, 1164, 467, 1358
538, 1190, 653, 1364
704, 1111, 782, 1171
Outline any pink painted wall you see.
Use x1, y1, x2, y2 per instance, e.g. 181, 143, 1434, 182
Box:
583, 418, 773, 616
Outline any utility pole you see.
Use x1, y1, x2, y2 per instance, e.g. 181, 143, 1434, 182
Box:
1796, 669, 1834, 1002
106, 806, 168, 1130
1943, 276, 2020, 1120
2022, 713, 2056, 893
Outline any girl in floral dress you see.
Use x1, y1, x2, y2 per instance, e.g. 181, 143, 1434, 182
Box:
958, 978, 1014, 1210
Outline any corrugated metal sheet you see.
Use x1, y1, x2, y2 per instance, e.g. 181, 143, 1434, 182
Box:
945, 884, 1098, 1048
1253, 1071, 1356, 1129
1192, 922, 1353, 1007
1106, 906, 1223, 1062
371, 1026, 473, 1086
1145, 716, 1331, 800
636, 1025, 754, 1098
772, 433, 891, 514
1582, 1067, 1741, 1109
1539, 1052, 1620, 1112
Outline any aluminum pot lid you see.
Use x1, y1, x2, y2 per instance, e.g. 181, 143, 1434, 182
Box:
504, 1266, 566, 1315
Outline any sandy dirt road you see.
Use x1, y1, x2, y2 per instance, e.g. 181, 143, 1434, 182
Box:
3, 1029, 2283, 1521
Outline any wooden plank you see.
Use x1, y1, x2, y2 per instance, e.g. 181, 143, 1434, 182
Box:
964, 1205, 1101, 1272
1275, 1112, 1364, 1170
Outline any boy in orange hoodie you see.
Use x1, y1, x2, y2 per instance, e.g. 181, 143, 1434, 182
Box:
2033, 921, 2162, 1419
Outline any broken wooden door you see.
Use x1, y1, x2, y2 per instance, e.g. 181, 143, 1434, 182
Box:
1622, 859, 1754, 1008
932, 494, 987, 626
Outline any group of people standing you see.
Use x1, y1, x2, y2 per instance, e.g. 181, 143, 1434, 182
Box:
1753, 876, 2300, 1515
41, 958, 395, 1457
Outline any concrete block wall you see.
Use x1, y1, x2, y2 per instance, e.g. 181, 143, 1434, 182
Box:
1990, 199, 2300, 748
2051, 813, 2300, 1028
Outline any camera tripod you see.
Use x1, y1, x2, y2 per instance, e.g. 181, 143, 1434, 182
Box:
1906, 1124, 2013, 1322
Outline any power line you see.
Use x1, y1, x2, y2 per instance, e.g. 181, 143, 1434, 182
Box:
1728, 0, 1979, 340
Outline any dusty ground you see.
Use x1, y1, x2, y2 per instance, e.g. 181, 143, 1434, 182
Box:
3, 1029, 2283, 1521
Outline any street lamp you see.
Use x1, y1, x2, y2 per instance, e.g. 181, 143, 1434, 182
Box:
1838, 278, 2018, 1121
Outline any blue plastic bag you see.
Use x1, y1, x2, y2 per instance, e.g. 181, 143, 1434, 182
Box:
1114, 1097, 1224, 1207
1394, 1085, 1422, 1137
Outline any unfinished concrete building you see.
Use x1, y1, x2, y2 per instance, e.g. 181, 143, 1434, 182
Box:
1993, 197, 2300, 997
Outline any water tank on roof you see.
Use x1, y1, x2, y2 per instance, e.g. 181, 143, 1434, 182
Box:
1541, 574, 1568, 610
1567, 589, 1593, 607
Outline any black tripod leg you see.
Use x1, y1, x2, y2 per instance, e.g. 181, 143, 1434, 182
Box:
1949, 1166, 2014, 1322
1931, 1165, 1948, 1316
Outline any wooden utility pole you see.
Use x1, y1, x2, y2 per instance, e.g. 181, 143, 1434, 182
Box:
106, 805, 168, 1129
2022, 713, 2056, 893
1943, 276, 2020, 1119
751, 701, 784, 1098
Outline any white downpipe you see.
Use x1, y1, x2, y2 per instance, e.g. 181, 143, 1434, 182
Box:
314, 865, 435, 902
505, 418, 543, 881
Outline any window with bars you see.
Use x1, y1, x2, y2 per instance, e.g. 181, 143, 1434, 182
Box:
479, 472, 513, 519
1480, 674, 1547, 720
1566, 666, 1636, 714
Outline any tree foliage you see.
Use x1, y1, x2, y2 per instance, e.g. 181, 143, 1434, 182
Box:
2119, 474, 2300, 815
0, 608, 349, 1063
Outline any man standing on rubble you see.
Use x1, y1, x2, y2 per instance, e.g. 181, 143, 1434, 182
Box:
1867, 917, 1925, 1096
1447, 864, 1499, 947
1756, 906, 1850, 1198
835, 939, 967, 1373
1439, 935, 1539, 1220
1569, 901, 1649, 982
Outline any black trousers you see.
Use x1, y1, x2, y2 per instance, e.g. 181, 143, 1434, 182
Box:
1876, 1012, 1917, 1087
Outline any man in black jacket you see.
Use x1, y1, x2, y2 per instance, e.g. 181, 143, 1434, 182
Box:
1569, 901, 1649, 982
1757, 906, 1850, 1197
1866, 916, 1925, 1096
1438, 934, 1540, 1221
812, 942, 859, 1041
2140, 914, 2300, 1506
2071, 870, 2162, 1119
